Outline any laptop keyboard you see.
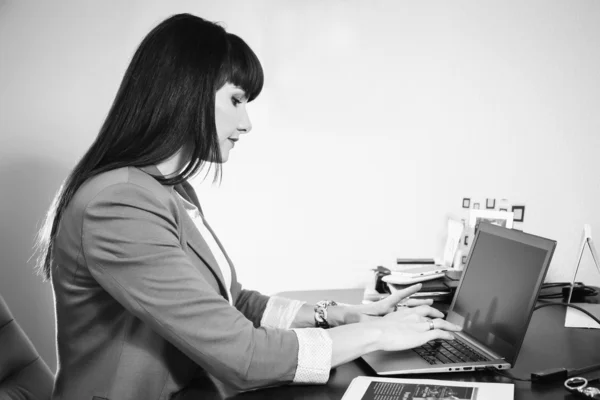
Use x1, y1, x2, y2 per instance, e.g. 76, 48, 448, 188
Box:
413, 339, 489, 365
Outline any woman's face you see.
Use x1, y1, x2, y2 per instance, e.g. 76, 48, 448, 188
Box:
215, 82, 252, 162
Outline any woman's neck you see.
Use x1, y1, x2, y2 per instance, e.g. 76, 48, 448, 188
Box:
155, 149, 187, 177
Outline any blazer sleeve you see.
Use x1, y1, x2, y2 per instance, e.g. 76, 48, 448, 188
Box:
232, 285, 270, 328
80, 182, 300, 391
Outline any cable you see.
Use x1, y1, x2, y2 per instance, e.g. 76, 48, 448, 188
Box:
487, 368, 531, 382
533, 302, 600, 326
538, 282, 574, 299
491, 363, 600, 384
484, 303, 600, 384
572, 362, 600, 377
538, 282, 599, 300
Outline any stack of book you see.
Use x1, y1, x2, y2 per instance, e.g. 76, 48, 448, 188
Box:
364, 260, 462, 304
384, 258, 462, 303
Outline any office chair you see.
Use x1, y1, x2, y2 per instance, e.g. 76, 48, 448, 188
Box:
0, 293, 54, 400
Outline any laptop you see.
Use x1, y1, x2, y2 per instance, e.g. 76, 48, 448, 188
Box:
362, 222, 556, 375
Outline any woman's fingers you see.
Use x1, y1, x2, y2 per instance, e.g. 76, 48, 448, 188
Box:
425, 329, 457, 341
401, 298, 434, 307
377, 284, 423, 311
353, 284, 424, 316
366, 284, 425, 316
418, 318, 462, 333
378, 318, 463, 351
411, 305, 445, 319
388, 283, 423, 302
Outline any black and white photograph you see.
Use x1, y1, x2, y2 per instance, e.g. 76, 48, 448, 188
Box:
1, 2, 600, 399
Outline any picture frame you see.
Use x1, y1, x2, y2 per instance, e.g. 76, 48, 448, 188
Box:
469, 209, 514, 229
462, 198, 471, 208
486, 198, 496, 209
473, 202, 480, 209
512, 205, 525, 222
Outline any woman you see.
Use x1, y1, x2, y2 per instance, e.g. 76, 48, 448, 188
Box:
35, 13, 460, 400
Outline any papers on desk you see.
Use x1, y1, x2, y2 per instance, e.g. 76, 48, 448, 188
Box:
382, 272, 446, 285
342, 376, 513, 400
565, 303, 600, 329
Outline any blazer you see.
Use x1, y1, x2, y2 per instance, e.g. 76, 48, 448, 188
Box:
51, 166, 300, 400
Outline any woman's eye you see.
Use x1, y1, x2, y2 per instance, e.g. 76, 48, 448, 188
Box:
231, 97, 241, 106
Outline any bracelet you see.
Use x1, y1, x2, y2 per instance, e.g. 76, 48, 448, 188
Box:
314, 300, 338, 329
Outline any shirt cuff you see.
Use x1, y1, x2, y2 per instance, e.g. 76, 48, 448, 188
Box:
291, 328, 332, 384
260, 296, 305, 329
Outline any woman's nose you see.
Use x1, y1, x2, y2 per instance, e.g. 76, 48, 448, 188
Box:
238, 108, 252, 134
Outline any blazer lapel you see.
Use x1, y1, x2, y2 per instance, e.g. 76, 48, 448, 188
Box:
200, 218, 238, 293
174, 182, 238, 297
139, 165, 230, 300
175, 198, 230, 301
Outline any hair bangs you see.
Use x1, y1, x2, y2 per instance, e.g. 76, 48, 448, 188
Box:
219, 33, 264, 101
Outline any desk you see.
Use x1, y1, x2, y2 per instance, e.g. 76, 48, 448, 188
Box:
183, 289, 600, 400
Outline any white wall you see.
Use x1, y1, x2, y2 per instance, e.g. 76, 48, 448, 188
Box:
1, 0, 600, 373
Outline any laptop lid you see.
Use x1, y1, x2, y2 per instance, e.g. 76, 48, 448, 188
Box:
446, 222, 556, 366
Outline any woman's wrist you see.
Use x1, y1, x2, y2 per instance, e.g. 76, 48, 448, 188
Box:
326, 305, 365, 327
363, 322, 385, 353
328, 321, 384, 367
314, 300, 338, 328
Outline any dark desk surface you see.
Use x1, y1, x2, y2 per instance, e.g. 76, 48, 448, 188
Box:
186, 289, 600, 400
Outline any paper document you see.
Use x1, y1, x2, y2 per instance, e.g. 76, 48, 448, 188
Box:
443, 218, 464, 268
342, 377, 513, 400
565, 304, 600, 329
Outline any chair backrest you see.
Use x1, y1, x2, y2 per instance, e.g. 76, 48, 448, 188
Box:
0, 294, 54, 400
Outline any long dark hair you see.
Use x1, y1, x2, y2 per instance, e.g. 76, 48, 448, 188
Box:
34, 13, 263, 280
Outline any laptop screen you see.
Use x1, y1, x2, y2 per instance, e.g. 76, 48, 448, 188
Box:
446, 223, 556, 365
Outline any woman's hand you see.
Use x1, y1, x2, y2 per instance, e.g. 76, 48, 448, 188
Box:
334, 283, 441, 325
327, 305, 462, 367
372, 317, 462, 352
369, 289, 462, 352
356, 283, 434, 314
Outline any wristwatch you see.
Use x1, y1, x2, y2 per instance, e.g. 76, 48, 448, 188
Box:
314, 300, 338, 329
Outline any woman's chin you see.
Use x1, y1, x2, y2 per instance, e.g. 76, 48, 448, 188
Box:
219, 149, 230, 163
